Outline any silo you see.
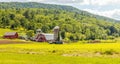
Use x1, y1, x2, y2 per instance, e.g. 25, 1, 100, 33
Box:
53, 26, 60, 41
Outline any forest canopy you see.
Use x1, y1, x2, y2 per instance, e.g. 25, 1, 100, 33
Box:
0, 2, 120, 41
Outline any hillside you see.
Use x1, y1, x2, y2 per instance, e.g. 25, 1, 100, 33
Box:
0, 2, 118, 22
0, 2, 120, 41
0, 2, 80, 12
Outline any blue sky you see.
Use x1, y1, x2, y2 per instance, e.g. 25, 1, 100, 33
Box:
0, 0, 120, 20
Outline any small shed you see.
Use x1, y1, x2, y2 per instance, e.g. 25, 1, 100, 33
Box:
4, 32, 18, 39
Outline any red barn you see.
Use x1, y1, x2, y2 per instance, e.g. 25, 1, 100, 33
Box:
34, 33, 54, 42
35, 33, 46, 42
4, 32, 18, 39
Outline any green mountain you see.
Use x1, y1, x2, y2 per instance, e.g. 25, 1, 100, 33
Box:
0, 2, 120, 41
0, 2, 80, 12
0, 2, 118, 22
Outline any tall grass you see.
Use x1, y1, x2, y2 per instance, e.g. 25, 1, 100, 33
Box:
0, 42, 120, 64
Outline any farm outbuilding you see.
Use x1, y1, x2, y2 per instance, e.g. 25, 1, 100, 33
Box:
33, 26, 63, 44
4, 32, 18, 39
44, 34, 54, 41
34, 33, 54, 42
34, 33, 46, 42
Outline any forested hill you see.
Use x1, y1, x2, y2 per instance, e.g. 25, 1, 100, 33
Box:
0, 2, 120, 41
0, 2, 118, 22
0, 2, 80, 12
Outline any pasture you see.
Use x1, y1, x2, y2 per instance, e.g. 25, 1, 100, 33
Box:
0, 40, 120, 64
1, 28, 120, 64
0, 28, 14, 38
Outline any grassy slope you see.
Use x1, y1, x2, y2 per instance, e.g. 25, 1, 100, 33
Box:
0, 43, 120, 64
0, 28, 15, 36
0, 28, 26, 39
0, 53, 120, 64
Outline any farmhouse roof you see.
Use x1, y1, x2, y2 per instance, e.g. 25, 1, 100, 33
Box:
4, 32, 17, 36
44, 34, 54, 40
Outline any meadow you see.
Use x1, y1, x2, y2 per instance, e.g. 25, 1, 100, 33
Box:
1, 28, 120, 64
0, 28, 14, 37
0, 41, 120, 64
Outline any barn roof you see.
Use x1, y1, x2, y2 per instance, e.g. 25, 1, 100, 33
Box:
4, 32, 17, 36
44, 34, 54, 40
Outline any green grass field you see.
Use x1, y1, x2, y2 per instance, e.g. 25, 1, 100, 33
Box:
0, 41, 120, 64
0, 28, 14, 37
1, 28, 120, 64
0, 28, 26, 38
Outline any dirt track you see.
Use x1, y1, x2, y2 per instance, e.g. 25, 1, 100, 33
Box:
0, 39, 29, 44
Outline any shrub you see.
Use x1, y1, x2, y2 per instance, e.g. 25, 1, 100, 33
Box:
102, 49, 116, 55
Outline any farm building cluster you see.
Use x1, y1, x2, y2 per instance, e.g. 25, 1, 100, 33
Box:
3, 26, 63, 44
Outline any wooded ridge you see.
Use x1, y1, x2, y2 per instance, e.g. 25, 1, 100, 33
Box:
0, 2, 120, 41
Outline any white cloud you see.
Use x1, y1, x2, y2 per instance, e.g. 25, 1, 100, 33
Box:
80, 0, 120, 6
80, 0, 90, 5
83, 9, 120, 20
0, 0, 84, 3
28, 0, 44, 2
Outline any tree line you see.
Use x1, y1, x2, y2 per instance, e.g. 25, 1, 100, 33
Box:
0, 8, 120, 41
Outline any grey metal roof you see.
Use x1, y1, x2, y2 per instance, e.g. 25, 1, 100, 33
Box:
4, 32, 17, 36
44, 34, 54, 40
